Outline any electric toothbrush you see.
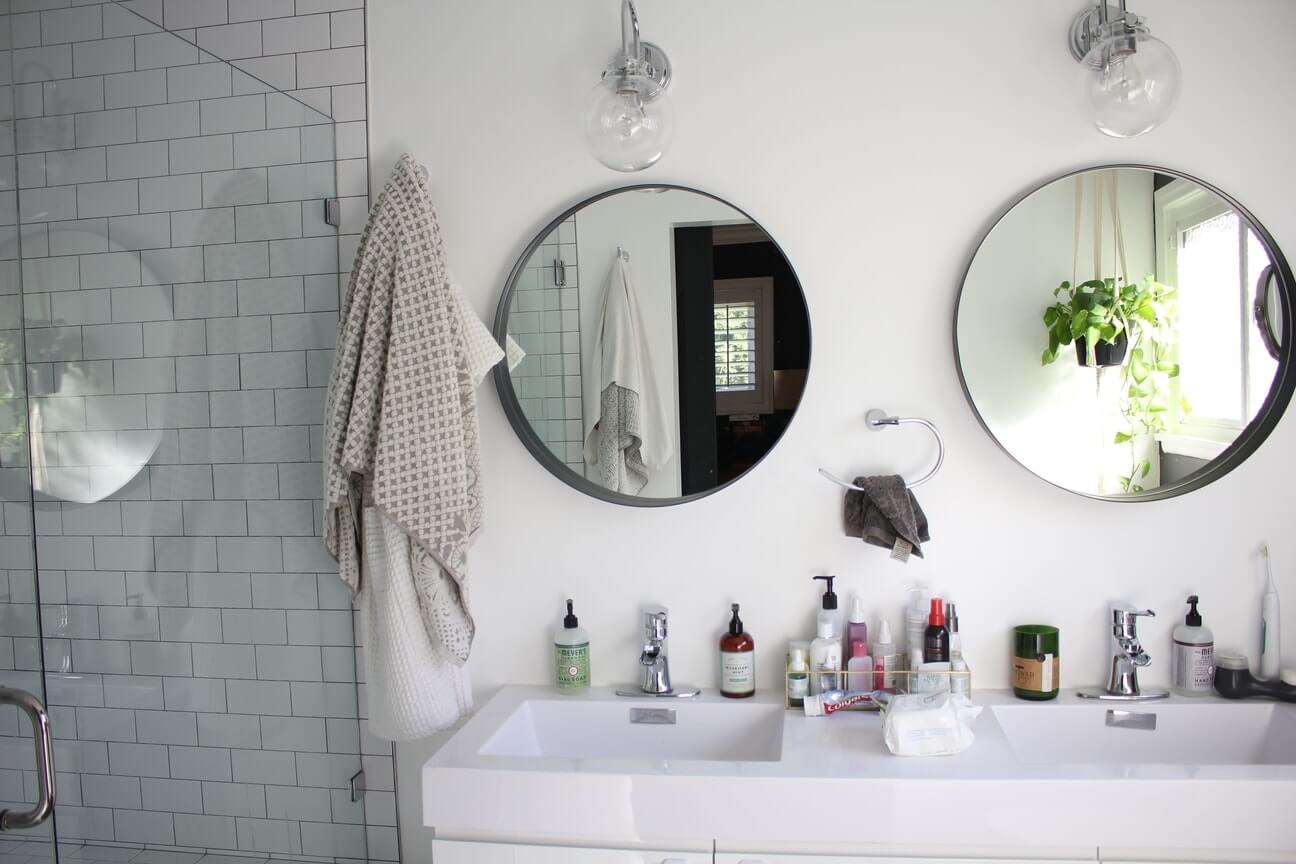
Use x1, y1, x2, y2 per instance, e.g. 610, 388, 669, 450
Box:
1260, 543, 1282, 681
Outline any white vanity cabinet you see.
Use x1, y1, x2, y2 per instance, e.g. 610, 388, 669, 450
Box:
433, 843, 1270, 864
716, 856, 1091, 864
432, 839, 711, 864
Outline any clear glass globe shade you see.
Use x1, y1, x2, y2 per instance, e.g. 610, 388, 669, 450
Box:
1081, 32, 1181, 138
583, 75, 674, 172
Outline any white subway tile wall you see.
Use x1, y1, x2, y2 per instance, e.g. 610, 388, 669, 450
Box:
509, 217, 585, 470
0, 1, 384, 863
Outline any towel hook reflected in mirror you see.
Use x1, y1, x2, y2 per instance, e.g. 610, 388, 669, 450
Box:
1255, 263, 1283, 361
819, 409, 945, 491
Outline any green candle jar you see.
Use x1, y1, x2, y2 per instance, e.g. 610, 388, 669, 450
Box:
1012, 625, 1060, 700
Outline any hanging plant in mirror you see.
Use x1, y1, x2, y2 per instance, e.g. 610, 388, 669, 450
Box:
1042, 277, 1131, 367
1041, 274, 1181, 492
957, 163, 1294, 501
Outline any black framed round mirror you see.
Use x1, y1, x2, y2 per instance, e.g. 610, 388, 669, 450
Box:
493, 185, 811, 506
955, 165, 1294, 500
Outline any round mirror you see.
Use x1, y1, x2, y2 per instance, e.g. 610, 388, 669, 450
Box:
955, 165, 1294, 500
494, 185, 811, 505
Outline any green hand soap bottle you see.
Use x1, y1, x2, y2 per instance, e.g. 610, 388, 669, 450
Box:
555, 599, 590, 692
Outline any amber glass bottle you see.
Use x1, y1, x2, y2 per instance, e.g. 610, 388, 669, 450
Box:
719, 603, 755, 698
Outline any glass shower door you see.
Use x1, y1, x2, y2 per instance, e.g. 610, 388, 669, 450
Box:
0, 2, 367, 862
0, 8, 59, 864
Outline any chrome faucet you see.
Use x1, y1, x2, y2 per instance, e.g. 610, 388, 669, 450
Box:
1078, 607, 1169, 701
615, 607, 699, 698
639, 608, 672, 693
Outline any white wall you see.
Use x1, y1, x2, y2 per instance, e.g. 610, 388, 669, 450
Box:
366, 1, 1296, 856
575, 190, 745, 497
958, 168, 1155, 494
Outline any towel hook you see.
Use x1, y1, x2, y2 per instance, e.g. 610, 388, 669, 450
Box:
818, 408, 945, 491
617, 246, 630, 262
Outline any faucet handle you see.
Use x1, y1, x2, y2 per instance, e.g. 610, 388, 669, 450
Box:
1112, 607, 1154, 636
643, 608, 668, 641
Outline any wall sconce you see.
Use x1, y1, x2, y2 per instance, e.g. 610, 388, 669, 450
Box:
583, 0, 673, 172
1068, 1, 1181, 138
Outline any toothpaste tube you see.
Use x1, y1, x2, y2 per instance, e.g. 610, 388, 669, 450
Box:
802, 689, 878, 716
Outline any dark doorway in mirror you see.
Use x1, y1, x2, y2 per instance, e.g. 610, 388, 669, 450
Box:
675, 227, 811, 494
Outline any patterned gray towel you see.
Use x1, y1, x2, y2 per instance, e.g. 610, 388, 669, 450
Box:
844, 475, 930, 562
323, 153, 502, 664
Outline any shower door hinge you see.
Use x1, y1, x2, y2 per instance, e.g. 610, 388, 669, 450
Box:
349, 769, 366, 802
323, 198, 342, 228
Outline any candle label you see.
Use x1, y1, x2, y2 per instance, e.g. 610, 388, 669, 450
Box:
1012, 653, 1060, 692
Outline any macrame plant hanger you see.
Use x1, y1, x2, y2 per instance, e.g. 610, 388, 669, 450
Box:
1072, 170, 1133, 496
1072, 170, 1129, 290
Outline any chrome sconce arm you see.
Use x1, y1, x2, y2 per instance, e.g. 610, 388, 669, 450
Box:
584, 0, 675, 172
1065, 1, 1181, 138
612, 0, 671, 91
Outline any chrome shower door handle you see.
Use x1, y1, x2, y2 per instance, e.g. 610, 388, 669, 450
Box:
0, 687, 56, 830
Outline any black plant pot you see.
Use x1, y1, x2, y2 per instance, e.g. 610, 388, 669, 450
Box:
1075, 331, 1128, 368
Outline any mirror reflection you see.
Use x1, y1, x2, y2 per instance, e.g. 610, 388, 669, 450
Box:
957, 166, 1291, 498
1, 228, 165, 504
496, 187, 810, 503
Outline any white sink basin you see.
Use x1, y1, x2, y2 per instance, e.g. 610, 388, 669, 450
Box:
992, 700, 1296, 765
478, 696, 785, 762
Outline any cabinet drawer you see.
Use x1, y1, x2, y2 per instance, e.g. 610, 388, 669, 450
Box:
433, 839, 709, 864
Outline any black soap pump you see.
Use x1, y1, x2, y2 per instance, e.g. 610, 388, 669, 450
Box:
813, 574, 843, 653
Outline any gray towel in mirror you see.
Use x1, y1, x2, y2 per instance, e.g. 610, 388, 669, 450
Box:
844, 475, 930, 562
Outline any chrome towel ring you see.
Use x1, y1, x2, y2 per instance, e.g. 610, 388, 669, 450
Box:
819, 409, 945, 491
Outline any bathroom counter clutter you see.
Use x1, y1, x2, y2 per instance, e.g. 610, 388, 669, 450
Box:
423, 685, 1296, 860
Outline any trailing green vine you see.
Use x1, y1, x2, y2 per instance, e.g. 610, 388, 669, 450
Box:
1114, 276, 1183, 492
1042, 275, 1185, 493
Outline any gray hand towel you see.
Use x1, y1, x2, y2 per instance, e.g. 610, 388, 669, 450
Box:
844, 475, 930, 562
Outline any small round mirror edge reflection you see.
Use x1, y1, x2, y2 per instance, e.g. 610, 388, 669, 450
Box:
953, 163, 1296, 502
492, 183, 812, 507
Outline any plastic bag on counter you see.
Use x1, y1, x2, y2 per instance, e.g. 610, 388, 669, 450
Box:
875, 691, 981, 756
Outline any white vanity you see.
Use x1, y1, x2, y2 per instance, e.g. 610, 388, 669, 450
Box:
423, 686, 1296, 863
456, 140, 1296, 864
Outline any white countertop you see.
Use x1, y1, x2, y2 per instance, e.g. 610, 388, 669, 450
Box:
423, 685, 1296, 857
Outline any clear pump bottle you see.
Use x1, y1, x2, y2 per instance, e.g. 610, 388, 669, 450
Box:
809, 615, 842, 696
813, 574, 844, 655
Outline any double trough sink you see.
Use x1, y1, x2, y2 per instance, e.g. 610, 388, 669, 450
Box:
474, 688, 1296, 767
